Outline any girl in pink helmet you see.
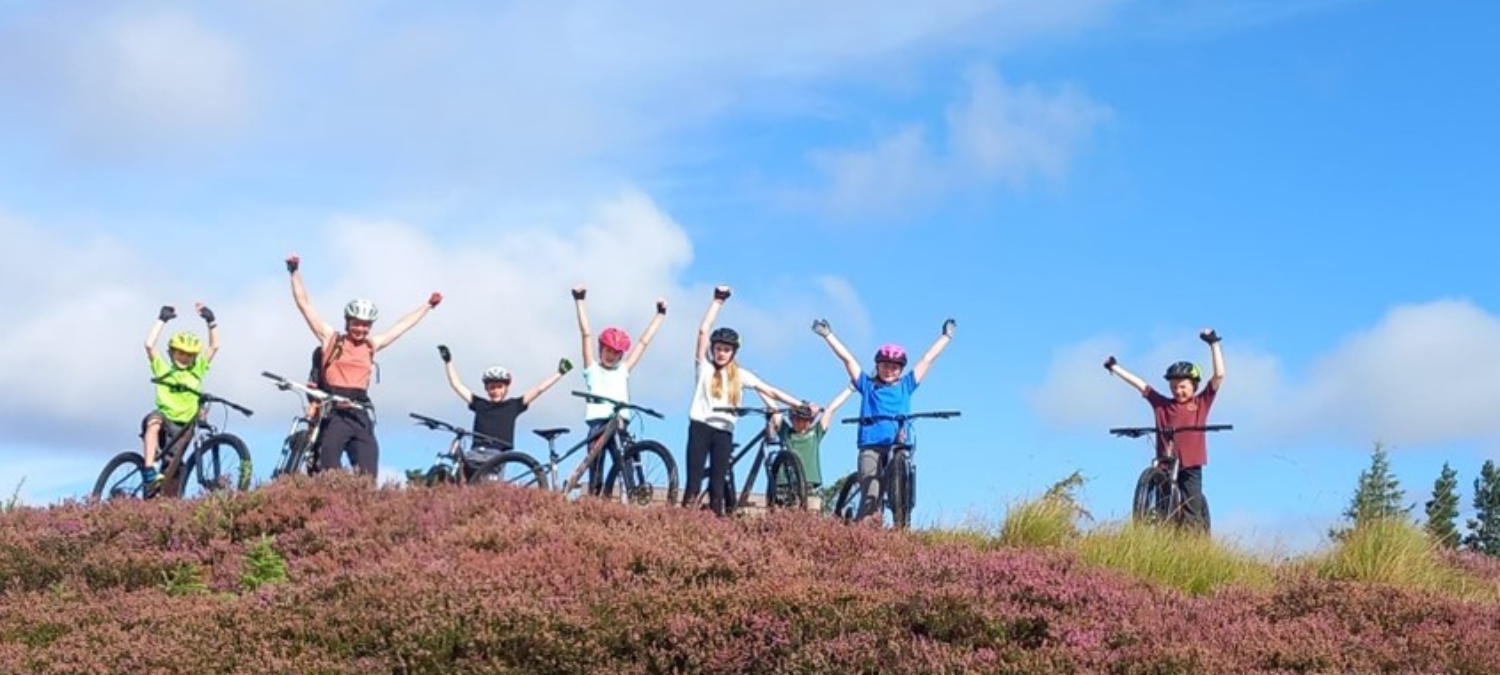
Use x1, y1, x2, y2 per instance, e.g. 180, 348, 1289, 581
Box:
570, 285, 667, 495
813, 317, 956, 523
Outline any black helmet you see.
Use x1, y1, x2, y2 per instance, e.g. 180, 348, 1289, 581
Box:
789, 403, 815, 420
710, 327, 740, 349
1164, 361, 1202, 381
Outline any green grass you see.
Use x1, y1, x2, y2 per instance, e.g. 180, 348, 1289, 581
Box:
1076, 522, 1276, 595
1307, 518, 1495, 601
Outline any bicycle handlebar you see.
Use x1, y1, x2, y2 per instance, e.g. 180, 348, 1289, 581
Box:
150, 376, 254, 417
840, 411, 962, 425
408, 413, 513, 450
1108, 424, 1234, 439
570, 391, 664, 419
261, 371, 367, 411
713, 406, 791, 417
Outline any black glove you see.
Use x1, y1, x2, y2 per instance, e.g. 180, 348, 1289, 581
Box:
713, 286, 732, 301
285, 255, 299, 273
158, 306, 177, 322
559, 358, 574, 375
1104, 356, 1118, 372
437, 345, 452, 363
941, 318, 956, 338
811, 319, 831, 337
572, 288, 586, 300
656, 300, 667, 315
1200, 329, 1221, 344
199, 306, 216, 324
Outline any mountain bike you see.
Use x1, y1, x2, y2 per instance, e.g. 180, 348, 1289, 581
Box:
831, 410, 961, 529
261, 371, 369, 478
407, 413, 547, 486
1108, 424, 1232, 531
92, 379, 255, 500
686, 406, 809, 511
557, 391, 680, 506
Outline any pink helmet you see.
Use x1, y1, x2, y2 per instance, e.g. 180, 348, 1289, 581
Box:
874, 343, 908, 366
599, 327, 632, 353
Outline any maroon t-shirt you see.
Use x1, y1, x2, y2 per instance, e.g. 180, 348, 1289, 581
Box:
1143, 382, 1218, 468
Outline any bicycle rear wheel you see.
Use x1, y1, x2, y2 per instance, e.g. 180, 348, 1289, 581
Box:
181, 434, 253, 498
470, 451, 546, 488
602, 440, 680, 506
92, 451, 148, 501
831, 471, 860, 522
766, 452, 808, 510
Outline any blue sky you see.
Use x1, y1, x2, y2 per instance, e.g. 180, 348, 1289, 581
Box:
2, 0, 1496, 554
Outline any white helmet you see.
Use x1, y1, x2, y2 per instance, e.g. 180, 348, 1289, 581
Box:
343, 298, 379, 322
481, 366, 512, 383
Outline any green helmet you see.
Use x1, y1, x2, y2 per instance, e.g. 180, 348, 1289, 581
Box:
1164, 361, 1201, 382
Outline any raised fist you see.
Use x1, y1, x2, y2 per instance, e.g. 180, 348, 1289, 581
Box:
428, 292, 443, 308
656, 299, 667, 315
558, 358, 574, 375
713, 286, 732, 301
285, 255, 300, 273
197, 303, 216, 324
1104, 356, 1118, 372
941, 318, 956, 338
1200, 329, 1221, 344
158, 306, 177, 322
571, 287, 586, 300
437, 345, 452, 363
811, 319, 831, 337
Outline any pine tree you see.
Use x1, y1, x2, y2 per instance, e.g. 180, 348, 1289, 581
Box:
1423, 462, 1460, 549
1329, 442, 1411, 541
1463, 460, 1500, 557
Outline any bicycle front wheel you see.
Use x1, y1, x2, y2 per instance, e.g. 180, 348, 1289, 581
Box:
469, 451, 546, 488
1132, 466, 1177, 526
602, 440, 680, 506
273, 425, 317, 478
92, 451, 148, 501
887, 451, 912, 529
182, 434, 253, 498
766, 452, 808, 510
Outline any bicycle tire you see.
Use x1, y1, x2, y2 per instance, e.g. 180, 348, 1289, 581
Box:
766, 452, 808, 510
91, 451, 148, 501
181, 434, 254, 497
832, 471, 861, 522
1132, 466, 1180, 526
602, 440, 680, 506
888, 451, 911, 529
469, 451, 546, 488
273, 427, 314, 478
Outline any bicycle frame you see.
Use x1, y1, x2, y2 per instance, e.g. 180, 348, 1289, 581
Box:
262, 371, 368, 476
696, 406, 797, 510
835, 410, 961, 527
409, 412, 514, 485
562, 391, 670, 504
1108, 424, 1232, 528
149, 379, 254, 497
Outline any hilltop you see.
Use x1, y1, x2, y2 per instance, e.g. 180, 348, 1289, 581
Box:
0, 474, 1497, 674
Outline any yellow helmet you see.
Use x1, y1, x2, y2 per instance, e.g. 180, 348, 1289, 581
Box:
168, 331, 203, 355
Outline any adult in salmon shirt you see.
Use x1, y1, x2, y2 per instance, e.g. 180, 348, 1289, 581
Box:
1104, 329, 1226, 533
286, 254, 442, 479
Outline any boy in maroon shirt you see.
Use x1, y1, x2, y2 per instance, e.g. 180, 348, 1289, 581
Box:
1104, 329, 1226, 532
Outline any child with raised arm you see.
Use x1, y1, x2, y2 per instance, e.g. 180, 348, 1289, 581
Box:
1103, 329, 1226, 533
812, 317, 955, 523
437, 344, 572, 469
569, 286, 667, 495
686, 286, 812, 517
139, 303, 220, 488
769, 385, 855, 492
285, 254, 441, 479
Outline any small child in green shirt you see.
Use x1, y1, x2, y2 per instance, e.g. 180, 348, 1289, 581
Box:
770, 385, 854, 489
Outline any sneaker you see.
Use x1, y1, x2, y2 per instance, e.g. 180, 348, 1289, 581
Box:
141, 466, 162, 485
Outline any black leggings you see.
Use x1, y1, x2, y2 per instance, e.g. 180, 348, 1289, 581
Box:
317, 407, 379, 478
683, 420, 735, 516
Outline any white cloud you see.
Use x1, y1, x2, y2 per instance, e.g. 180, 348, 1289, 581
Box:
796, 65, 1112, 216
0, 190, 863, 463
1028, 299, 1500, 450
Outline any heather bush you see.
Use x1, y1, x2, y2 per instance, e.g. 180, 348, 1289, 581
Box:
1076, 521, 1275, 595
0, 471, 1497, 674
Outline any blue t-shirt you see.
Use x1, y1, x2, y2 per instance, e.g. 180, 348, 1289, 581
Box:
852, 371, 918, 448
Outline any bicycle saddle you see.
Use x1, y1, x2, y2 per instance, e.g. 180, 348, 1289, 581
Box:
532, 427, 570, 441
